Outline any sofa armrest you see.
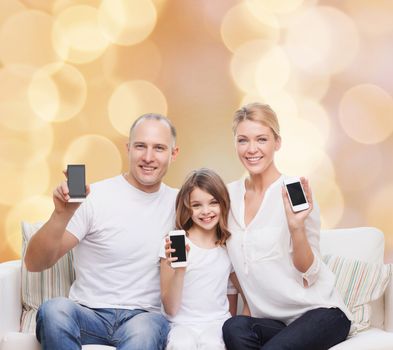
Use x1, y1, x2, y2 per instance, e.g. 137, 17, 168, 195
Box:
0, 260, 22, 338
385, 273, 393, 332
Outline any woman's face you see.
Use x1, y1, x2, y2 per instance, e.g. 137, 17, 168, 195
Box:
235, 119, 281, 176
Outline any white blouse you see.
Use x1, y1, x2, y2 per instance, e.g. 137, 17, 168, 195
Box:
226, 175, 352, 325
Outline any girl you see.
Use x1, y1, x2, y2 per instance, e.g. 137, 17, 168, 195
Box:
160, 168, 248, 350
222, 103, 352, 350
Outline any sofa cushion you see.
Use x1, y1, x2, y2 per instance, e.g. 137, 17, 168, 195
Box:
329, 327, 393, 349
323, 254, 392, 332
0, 332, 115, 350
21, 221, 75, 333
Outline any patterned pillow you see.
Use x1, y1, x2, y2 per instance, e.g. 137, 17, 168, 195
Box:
323, 254, 392, 332
21, 221, 75, 333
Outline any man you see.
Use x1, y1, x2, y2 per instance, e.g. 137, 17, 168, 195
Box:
24, 114, 179, 350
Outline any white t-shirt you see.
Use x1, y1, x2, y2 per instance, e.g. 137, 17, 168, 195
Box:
226, 175, 352, 325
66, 175, 177, 312
159, 237, 232, 325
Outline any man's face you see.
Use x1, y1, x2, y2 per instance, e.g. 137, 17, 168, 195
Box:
126, 119, 178, 193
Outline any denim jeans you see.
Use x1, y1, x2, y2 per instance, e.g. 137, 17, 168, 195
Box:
222, 307, 351, 350
36, 297, 169, 350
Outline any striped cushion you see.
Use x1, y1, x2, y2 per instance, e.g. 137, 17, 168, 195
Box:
21, 221, 75, 333
323, 254, 392, 332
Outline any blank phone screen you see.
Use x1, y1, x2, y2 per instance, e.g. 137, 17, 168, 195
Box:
286, 182, 307, 206
67, 165, 86, 197
170, 235, 186, 262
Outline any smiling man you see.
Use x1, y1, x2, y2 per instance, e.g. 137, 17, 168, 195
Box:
24, 114, 179, 350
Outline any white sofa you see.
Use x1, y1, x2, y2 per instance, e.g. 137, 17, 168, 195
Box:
1, 227, 393, 350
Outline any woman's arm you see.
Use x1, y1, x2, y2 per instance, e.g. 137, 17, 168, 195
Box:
229, 272, 250, 316
282, 178, 320, 286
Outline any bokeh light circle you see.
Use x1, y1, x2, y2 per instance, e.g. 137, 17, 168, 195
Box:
287, 70, 331, 101
339, 84, 393, 144
0, 1, 26, 27
230, 40, 274, 95
247, 0, 304, 15
101, 40, 162, 86
52, 5, 110, 64
0, 65, 48, 131
333, 142, 382, 192
346, 0, 393, 36
0, 124, 54, 166
285, 6, 359, 74
0, 10, 58, 67
313, 179, 344, 229
108, 80, 168, 137
28, 63, 87, 122
366, 183, 393, 242
98, 0, 157, 46
63, 135, 123, 182
255, 47, 291, 96
221, 2, 279, 53
277, 146, 334, 181
297, 98, 330, 145
276, 117, 329, 175
0, 159, 50, 206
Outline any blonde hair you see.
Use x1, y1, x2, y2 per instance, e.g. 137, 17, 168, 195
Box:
175, 168, 231, 246
232, 102, 280, 139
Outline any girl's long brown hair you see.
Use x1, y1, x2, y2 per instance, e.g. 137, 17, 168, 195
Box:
175, 168, 231, 246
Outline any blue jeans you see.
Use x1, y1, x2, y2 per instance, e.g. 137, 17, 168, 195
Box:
222, 307, 351, 350
36, 297, 169, 350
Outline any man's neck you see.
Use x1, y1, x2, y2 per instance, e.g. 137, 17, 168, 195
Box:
123, 172, 161, 193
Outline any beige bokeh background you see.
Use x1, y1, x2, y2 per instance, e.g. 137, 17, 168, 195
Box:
1, 0, 392, 262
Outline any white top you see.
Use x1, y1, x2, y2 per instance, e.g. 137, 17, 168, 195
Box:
226, 176, 352, 325
67, 175, 178, 312
159, 237, 233, 325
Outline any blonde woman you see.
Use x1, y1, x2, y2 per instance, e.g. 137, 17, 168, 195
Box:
222, 103, 351, 350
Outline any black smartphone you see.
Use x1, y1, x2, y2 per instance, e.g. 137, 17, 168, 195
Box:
284, 177, 309, 212
67, 164, 86, 202
169, 230, 187, 268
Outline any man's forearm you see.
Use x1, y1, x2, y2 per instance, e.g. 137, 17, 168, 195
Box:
24, 211, 73, 272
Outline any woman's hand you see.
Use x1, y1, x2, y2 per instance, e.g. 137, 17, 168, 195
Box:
282, 177, 313, 234
282, 177, 315, 276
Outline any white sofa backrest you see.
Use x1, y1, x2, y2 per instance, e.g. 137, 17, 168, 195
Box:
320, 227, 384, 263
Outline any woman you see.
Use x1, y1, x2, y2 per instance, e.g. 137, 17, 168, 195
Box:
222, 103, 352, 350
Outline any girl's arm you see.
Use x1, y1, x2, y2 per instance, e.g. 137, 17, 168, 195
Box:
160, 237, 188, 317
229, 272, 250, 316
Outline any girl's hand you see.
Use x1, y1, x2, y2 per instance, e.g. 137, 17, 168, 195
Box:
282, 177, 313, 234
164, 236, 190, 268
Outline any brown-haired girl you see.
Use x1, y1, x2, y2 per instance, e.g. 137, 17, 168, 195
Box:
160, 168, 248, 349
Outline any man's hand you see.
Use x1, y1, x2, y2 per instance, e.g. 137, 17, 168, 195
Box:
53, 170, 90, 216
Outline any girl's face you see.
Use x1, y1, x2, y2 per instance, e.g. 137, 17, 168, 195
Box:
189, 187, 221, 233
235, 119, 281, 176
